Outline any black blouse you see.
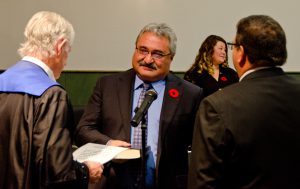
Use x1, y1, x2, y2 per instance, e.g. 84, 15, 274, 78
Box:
184, 66, 239, 97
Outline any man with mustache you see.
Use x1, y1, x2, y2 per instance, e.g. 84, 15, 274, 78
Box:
75, 23, 203, 189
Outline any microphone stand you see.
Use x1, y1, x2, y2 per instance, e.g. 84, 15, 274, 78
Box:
140, 114, 147, 189
131, 89, 157, 189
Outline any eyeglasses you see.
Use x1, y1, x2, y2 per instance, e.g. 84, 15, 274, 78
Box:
135, 47, 171, 60
227, 42, 240, 50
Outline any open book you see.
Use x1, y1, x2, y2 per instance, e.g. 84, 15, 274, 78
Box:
73, 143, 140, 164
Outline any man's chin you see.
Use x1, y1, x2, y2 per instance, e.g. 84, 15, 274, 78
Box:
137, 72, 156, 82
137, 72, 167, 83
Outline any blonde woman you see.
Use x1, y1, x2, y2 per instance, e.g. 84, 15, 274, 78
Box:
184, 35, 238, 97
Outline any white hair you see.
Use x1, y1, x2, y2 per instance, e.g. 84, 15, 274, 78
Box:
18, 11, 75, 59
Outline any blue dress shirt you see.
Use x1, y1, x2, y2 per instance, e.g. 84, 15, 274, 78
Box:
131, 75, 165, 188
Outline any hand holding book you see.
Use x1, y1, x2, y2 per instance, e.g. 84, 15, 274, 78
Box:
73, 143, 140, 164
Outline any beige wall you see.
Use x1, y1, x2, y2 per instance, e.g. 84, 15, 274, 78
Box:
1, 0, 299, 72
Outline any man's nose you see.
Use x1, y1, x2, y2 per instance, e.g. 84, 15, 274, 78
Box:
143, 53, 154, 63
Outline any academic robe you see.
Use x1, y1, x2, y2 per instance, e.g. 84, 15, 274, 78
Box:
0, 61, 89, 189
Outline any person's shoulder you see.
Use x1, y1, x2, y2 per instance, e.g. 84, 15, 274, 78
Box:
205, 80, 241, 102
168, 72, 202, 92
222, 66, 237, 74
221, 67, 239, 81
42, 85, 68, 99
184, 68, 207, 80
44, 85, 66, 93
182, 77, 201, 90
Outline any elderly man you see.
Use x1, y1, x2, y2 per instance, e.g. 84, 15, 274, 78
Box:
0, 11, 103, 189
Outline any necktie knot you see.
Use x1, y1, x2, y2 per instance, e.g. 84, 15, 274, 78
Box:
142, 83, 151, 91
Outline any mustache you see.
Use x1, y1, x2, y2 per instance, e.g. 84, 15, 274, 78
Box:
138, 61, 157, 70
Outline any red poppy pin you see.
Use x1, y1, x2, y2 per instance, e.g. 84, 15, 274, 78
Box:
169, 88, 179, 98
220, 76, 228, 81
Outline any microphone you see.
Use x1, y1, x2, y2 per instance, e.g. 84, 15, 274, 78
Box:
131, 89, 158, 127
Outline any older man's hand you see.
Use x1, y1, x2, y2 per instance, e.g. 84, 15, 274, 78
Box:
84, 161, 104, 183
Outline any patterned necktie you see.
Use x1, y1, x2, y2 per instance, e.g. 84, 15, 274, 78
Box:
132, 83, 151, 149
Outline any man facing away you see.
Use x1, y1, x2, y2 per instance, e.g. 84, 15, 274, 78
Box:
0, 11, 103, 189
188, 15, 300, 189
75, 23, 203, 189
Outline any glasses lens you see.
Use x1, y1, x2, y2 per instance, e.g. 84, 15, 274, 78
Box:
152, 52, 164, 59
137, 48, 149, 55
136, 47, 170, 60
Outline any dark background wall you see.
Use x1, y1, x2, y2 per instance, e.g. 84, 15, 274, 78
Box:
2, 70, 300, 107
57, 71, 300, 107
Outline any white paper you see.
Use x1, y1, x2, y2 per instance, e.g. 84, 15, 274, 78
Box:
73, 143, 128, 164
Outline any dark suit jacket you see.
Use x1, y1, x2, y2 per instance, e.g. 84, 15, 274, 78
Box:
75, 69, 203, 189
188, 67, 300, 189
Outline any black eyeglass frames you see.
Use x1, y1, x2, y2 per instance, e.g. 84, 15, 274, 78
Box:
227, 42, 240, 50
135, 47, 171, 60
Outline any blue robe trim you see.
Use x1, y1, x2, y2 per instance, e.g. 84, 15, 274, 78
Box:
0, 60, 60, 97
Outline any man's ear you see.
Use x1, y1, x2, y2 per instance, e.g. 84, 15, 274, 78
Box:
55, 38, 67, 56
237, 45, 246, 68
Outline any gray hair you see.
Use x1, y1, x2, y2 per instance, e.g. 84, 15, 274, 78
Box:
18, 11, 75, 59
135, 23, 177, 56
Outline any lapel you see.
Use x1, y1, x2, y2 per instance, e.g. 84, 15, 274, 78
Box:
116, 69, 136, 141
160, 73, 183, 137
156, 73, 183, 167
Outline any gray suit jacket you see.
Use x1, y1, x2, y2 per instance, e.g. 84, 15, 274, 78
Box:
188, 67, 300, 189
76, 69, 203, 189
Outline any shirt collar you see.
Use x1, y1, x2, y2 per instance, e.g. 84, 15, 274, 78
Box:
134, 75, 165, 92
239, 66, 274, 81
22, 56, 56, 81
